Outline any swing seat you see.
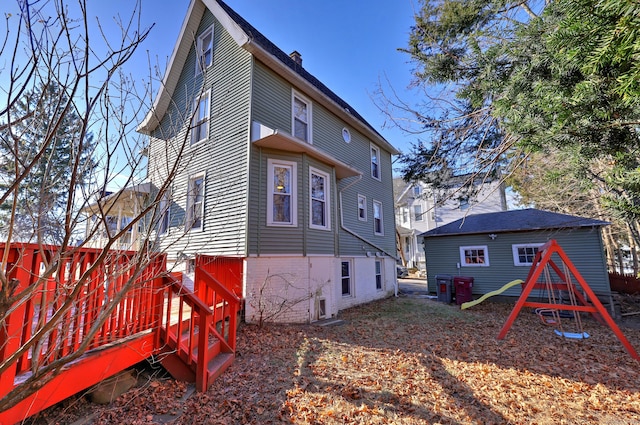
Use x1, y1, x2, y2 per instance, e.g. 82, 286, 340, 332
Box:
554, 329, 590, 339
535, 308, 558, 325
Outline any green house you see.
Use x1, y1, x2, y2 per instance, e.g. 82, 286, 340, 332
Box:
137, 0, 399, 323
421, 209, 611, 298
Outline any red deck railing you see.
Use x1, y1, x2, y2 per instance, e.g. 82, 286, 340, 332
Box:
0, 244, 242, 424
156, 259, 240, 391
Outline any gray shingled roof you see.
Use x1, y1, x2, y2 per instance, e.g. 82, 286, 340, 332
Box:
421, 208, 609, 238
216, 0, 384, 141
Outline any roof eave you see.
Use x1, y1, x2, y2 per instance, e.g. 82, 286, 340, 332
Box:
421, 222, 609, 238
138, 0, 400, 158
251, 129, 361, 179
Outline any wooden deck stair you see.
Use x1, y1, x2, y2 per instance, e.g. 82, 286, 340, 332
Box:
159, 324, 235, 387
0, 245, 242, 425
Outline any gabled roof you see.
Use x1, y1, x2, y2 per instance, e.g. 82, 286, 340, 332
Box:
137, 0, 398, 155
421, 208, 609, 238
393, 178, 413, 204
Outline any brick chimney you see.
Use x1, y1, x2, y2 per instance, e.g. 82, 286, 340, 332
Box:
289, 50, 302, 66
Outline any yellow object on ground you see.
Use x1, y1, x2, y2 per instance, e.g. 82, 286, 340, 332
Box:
460, 279, 524, 310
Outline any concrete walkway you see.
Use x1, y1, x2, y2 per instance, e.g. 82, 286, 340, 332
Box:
397, 278, 434, 298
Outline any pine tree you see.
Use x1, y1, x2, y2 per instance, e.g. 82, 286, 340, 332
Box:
0, 82, 96, 243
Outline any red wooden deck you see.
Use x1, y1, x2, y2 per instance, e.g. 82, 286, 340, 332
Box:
0, 244, 242, 425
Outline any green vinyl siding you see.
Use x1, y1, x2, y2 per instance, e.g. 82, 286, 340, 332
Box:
248, 61, 396, 258
247, 149, 304, 254
251, 62, 291, 134
424, 228, 610, 298
304, 158, 337, 255
148, 9, 252, 259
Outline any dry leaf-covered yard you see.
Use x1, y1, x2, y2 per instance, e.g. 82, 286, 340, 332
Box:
31, 296, 640, 424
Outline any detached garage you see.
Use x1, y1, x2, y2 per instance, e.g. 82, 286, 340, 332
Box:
421, 209, 611, 298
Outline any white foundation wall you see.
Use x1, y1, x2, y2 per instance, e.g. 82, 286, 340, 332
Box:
244, 256, 337, 324
337, 256, 396, 311
244, 255, 396, 324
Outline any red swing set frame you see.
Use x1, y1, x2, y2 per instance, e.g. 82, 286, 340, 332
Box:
497, 240, 639, 360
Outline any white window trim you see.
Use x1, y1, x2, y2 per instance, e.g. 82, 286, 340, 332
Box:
370, 143, 381, 181
158, 187, 172, 235
342, 127, 351, 143
292, 90, 312, 143
191, 90, 211, 145
512, 243, 544, 266
459, 245, 490, 267
375, 260, 383, 291
413, 204, 424, 222
309, 167, 330, 230
357, 194, 367, 222
267, 159, 297, 227
341, 259, 353, 297
195, 25, 214, 75
373, 199, 384, 236
187, 173, 206, 232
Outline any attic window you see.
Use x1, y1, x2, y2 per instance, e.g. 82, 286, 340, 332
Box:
196, 26, 214, 74
292, 91, 312, 143
342, 128, 351, 143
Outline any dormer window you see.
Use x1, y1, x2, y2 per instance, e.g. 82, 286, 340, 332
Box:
292, 91, 312, 143
196, 26, 213, 74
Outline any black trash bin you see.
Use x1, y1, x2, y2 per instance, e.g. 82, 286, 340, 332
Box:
454, 276, 474, 305
435, 274, 453, 303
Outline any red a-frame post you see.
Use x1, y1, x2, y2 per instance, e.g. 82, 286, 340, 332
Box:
497, 239, 639, 360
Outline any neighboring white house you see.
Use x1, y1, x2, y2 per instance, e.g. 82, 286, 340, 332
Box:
81, 183, 152, 251
394, 176, 507, 272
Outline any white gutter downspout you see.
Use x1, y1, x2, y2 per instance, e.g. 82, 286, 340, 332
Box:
338, 176, 400, 297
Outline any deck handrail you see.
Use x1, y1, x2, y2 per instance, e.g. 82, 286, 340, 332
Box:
157, 273, 218, 391
194, 267, 241, 353
0, 242, 242, 418
0, 242, 165, 406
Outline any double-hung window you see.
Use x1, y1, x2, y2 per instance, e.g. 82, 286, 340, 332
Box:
187, 174, 205, 231
370, 144, 381, 180
158, 188, 172, 234
460, 245, 489, 267
413, 204, 423, 222
195, 26, 213, 74
341, 260, 352, 296
191, 90, 210, 145
292, 91, 311, 142
357, 194, 367, 221
310, 168, 330, 230
267, 159, 297, 226
373, 200, 383, 235
375, 260, 383, 290
512, 243, 543, 266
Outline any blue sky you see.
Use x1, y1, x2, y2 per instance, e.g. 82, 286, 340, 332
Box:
120, 0, 420, 155
2, 0, 421, 165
